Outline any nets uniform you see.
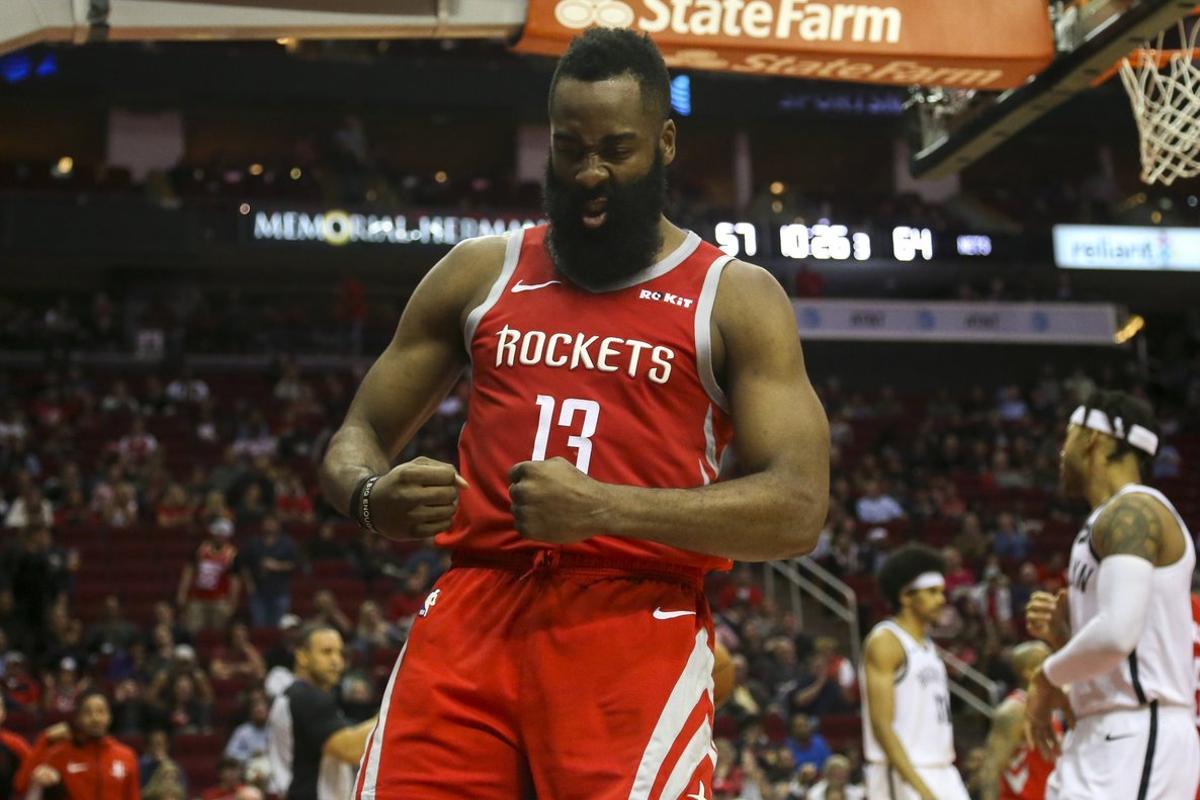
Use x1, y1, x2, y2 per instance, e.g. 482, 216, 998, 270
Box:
999, 689, 1056, 800
861, 620, 969, 800
1047, 484, 1200, 800
355, 226, 735, 799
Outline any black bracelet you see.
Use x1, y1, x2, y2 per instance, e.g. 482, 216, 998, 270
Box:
348, 474, 381, 532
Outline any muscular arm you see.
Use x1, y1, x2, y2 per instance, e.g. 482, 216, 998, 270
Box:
1041, 493, 1179, 688
979, 698, 1025, 800
864, 630, 935, 799
323, 717, 378, 764
592, 261, 830, 560
318, 236, 502, 515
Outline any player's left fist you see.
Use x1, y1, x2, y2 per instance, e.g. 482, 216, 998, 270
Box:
509, 458, 605, 544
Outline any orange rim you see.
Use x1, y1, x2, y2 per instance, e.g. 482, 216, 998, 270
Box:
1090, 6, 1200, 86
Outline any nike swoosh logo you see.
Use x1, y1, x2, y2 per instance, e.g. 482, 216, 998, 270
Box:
653, 607, 697, 620
1104, 733, 1136, 741
67, 764, 88, 773
511, 279, 562, 293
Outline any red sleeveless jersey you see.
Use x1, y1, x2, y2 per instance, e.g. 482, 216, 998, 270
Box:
436, 225, 734, 573
189, 541, 236, 600
1000, 689, 1055, 800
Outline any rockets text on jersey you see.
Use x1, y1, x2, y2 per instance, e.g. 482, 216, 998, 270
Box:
438, 225, 736, 573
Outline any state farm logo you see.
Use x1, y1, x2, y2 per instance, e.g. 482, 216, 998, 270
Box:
555, 0, 636, 29
551, 0, 902, 45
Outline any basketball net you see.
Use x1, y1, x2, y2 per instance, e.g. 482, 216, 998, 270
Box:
1117, 17, 1200, 185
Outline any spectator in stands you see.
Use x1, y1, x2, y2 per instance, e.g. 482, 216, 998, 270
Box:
855, 479, 905, 525
210, 623, 266, 684
100, 380, 140, 415
241, 514, 298, 628
42, 656, 86, 717
785, 713, 832, 772
990, 512, 1030, 562
156, 484, 195, 529
274, 473, 315, 524
273, 361, 306, 403
166, 366, 210, 405
953, 512, 989, 568
308, 590, 352, 637
202, 756, 245, 800
177, 517, 241, 634
779, 646, 853, 717
942, 547, 976, 597
3, 653, 40, 712
14, 689, 140, 800
86, 594, 140, 657
224, 694, 270, 765
110, 676, 151, 735
139, 728, 187, 800
4, 486, 53, 528
351, 600, 401, 657
306, 521, 347, 563
723, 653, 768, 725
232, 412, 277, 460
1009, 562, 1041, 633
116, 417, 159, 465
0, 693, 31, 799
9, 526, 74, 653
208, 448, 246, 500
717, 565, 765, 611
236, 484, 269, 527
151, 601, 192, 647
988, 450, 1031, 490
807, 753, 865, 800
150, 670, 212, 734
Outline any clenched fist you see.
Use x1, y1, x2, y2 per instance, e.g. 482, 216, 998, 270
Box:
369, 456, 468, 540
509, 458, 606, 544
1025, 589, 1070, 650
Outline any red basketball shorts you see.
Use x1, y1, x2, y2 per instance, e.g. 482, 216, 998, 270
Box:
353, 550, 717, 800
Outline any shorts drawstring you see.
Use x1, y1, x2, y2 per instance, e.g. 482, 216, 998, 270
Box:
520, 548, 562, 581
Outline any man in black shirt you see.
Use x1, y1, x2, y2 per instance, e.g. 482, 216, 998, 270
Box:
267, 624, 376, 800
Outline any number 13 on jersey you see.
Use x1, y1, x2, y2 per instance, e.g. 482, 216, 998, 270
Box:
531, 394, 600, 474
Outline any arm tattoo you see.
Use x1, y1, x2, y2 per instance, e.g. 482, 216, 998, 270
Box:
1093, 494, 1164, 562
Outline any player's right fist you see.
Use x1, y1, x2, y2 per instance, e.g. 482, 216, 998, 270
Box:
367, 456, 468, 539
1025, 589, 1069, 650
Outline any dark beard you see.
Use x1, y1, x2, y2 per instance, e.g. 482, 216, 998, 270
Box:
542, 150, 667, 291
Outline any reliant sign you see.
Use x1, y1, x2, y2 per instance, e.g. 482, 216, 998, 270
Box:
515, 0, 1054, 89
1053, 225, 1200, 271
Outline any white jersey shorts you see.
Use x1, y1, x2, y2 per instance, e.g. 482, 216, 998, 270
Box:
1047, 702, 1200, 800
864, 763, 969, 800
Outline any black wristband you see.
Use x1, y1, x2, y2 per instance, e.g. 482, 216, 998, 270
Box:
348, 474, 381, 532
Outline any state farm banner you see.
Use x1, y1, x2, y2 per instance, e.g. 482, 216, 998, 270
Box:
792, 300, 1120, 344
515, 0, 1055, 89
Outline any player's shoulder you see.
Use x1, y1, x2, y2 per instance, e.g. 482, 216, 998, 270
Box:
104, 735, 138, 761
711, 257, 796, 335
863, 623, 905, 665
432, 233, 512, 290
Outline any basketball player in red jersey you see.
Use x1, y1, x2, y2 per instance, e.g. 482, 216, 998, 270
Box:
319, 27, 830, 800
979, 641, 1055, 800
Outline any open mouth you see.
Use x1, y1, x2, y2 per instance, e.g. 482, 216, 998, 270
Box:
582, 198, 608, 229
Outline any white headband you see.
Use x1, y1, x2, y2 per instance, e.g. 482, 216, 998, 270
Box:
903, 572, 945, 593
1069, 405, 1159, 456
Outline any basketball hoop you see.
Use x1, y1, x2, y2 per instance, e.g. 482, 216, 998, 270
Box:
1117, 14, 1200, 185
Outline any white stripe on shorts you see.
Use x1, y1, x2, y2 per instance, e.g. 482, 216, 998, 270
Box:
355, 640, 408, 799
659, 719, 713, 800
627, 629, 714, 800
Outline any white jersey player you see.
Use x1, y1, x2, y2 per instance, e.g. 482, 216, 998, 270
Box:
1026, 390, 1200, 800
862, 544, 970, 800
